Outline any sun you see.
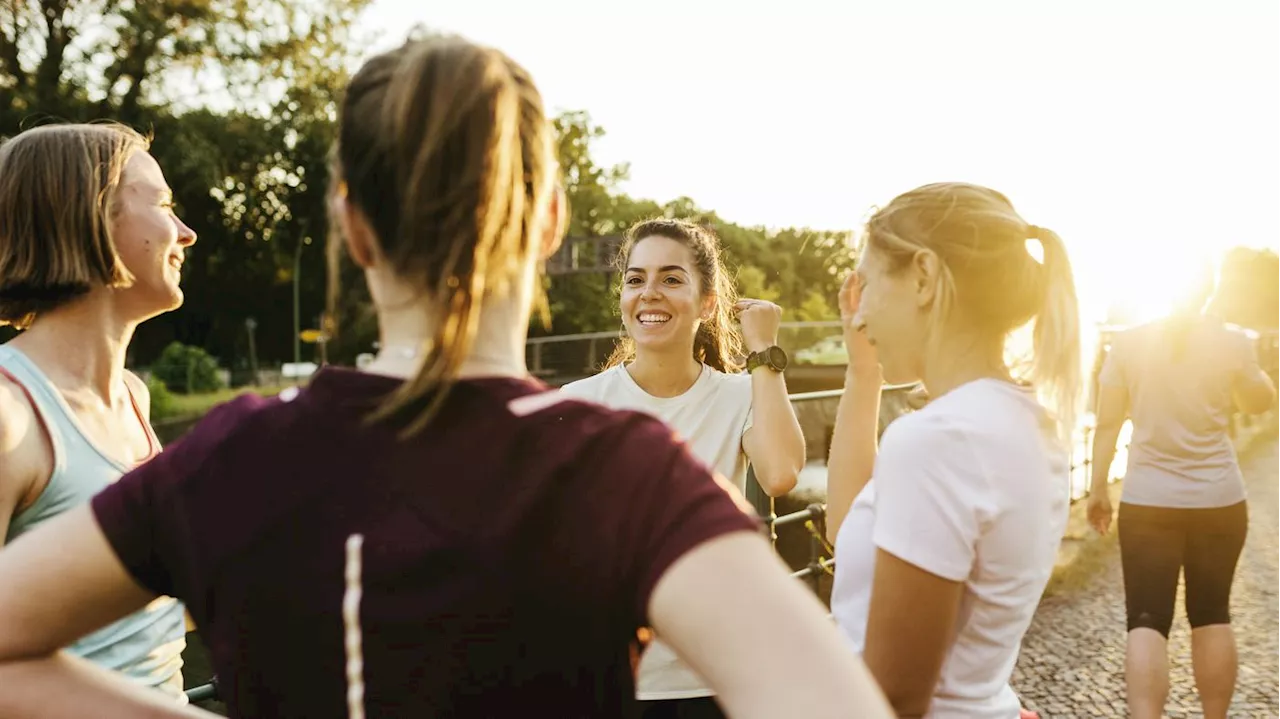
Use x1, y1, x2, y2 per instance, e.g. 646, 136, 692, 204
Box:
1099, 254, 1216, 327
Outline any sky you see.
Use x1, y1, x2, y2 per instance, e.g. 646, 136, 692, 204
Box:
357, 0, 1279, 325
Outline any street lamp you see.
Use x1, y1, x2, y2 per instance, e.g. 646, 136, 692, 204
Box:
245, 317, 259, 386
293, 236, 311, 366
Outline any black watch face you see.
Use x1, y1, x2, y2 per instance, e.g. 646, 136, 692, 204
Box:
767, 346, 789, 371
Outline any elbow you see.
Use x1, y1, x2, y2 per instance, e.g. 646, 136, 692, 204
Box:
880, 685, 932, 718
1240, 388, 1277, 415
757, 466, 798, 498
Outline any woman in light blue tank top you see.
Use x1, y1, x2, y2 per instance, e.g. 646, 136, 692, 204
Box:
0, 123, 196, 699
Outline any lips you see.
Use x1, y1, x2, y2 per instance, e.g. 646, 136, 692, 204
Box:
168, 255, 184, 271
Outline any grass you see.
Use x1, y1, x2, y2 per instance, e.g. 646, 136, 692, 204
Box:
154, 384, 291, 424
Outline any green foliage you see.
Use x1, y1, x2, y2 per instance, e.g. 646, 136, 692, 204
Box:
546, 112, 855, 338
151, 342, 225, 394
143, 374, 176, 421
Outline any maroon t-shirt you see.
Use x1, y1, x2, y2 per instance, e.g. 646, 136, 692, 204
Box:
91, 368, 759, 718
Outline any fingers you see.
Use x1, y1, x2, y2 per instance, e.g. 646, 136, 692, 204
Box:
839, 273, 861, 317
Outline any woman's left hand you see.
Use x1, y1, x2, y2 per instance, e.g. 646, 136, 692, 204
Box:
735, 299, 782, 353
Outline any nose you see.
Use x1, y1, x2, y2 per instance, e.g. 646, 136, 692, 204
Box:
175, 216, 197, 247
639, 279, 662, 302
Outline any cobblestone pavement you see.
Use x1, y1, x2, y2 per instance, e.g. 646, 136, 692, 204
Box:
1012, 438, 1279, 718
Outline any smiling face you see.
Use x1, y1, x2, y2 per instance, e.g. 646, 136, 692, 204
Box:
853, 245, 930, 382
620, 235, 715, 356
109, 151, 197, 320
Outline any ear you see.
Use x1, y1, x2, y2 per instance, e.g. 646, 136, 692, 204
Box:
537, 186, 566, 261
700, 292, 716, 321
331, 188, 378, 270
912, 249, 941, 309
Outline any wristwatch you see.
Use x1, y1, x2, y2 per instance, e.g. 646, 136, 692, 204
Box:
745, 345, 789, 373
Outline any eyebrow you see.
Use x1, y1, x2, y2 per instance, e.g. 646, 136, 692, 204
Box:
625, 265, 689, 275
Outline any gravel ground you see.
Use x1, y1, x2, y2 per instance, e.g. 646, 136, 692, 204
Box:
1013, 437, 1279, 718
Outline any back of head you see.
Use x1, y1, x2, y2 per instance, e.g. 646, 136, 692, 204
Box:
605, 217, 743, 373
1166, 257, 1218, 361
0, 123, 149, 328
866, 182, 1081, 439
329, 35, 558, 434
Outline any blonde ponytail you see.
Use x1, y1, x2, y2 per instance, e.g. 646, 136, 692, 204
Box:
1027, 226, 1081, 443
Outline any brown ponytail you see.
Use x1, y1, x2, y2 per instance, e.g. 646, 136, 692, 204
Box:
328, 35, 557, 436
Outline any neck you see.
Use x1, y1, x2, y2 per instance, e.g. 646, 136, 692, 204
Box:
10, 293, 138, 403
365, 293, 530, 381
920, 331, 1010, 401
626, 345, 703, 398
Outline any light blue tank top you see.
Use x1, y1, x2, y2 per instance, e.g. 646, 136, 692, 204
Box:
0, 345, 187, 699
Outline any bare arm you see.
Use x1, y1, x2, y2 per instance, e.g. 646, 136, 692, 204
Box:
649, 531, 893, 719
1090, 383, 1129, 497
862, 550, 965, 717
0, 506, 213, 718
825, 367, 882, 544
0, 377, 46, 548
742, 367, 805, 497
1231, 338, 1276, 415
825, 273, 883, 544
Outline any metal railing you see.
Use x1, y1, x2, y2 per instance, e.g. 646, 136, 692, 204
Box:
526, 321, 846, 380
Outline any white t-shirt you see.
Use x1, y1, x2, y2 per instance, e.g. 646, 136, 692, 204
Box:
560, 364, 754, 493
560, 363, 754, 700
831, 379, 1070, 719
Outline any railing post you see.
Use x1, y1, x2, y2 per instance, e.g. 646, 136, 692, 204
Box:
745, 465, 776, 547
806, 503, 824, 594
586, 337, 597, 375
533, 343, 543, 376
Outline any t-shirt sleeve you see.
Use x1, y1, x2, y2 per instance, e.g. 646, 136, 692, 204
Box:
1098, 337, 1126, 388
91, 394, 267, 599
583, 414, 762, 622
870, 415, 988, 582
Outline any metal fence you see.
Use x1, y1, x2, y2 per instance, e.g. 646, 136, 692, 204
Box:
527, 321, 847, 382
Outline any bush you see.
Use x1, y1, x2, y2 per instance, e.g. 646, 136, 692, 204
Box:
150, 341, 225, 394
144, 374, 177, 421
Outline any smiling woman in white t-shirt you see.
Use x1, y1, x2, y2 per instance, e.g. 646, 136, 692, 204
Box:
561, 218, 806, 719
825, 183, 1082, 719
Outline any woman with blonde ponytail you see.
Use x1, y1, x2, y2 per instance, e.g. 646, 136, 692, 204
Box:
825, 183, 1079, 718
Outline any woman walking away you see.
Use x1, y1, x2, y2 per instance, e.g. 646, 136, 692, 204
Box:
826, 183, 1080, 718
561, 217, 806, 719
1088, 263, 1276, 719
0, 123, 193, 699
0, 35, 889, 719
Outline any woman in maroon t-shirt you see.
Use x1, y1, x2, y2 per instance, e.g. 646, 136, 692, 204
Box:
0, 35, 889, 719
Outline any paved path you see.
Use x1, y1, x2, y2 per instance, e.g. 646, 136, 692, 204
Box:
1012, 438, 1279, 718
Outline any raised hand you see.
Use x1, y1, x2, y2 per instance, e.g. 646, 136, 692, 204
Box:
735, 299, 783, 353
838, 273, 879, 375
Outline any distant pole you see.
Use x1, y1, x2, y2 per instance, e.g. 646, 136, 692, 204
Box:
293, 239, 305, 365
245, 317, 259, 386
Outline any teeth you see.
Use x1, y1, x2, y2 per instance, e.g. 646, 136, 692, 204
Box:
638, 313, 670, 324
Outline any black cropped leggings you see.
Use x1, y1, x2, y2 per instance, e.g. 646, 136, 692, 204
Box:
1118, 501, 1248, 638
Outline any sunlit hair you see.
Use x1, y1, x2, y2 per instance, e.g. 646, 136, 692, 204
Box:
606, 218, 743, 373
1165, 258, 1217, 361
865, 182, 1081, 440
0, 122, 150, 327
327, 34, 560, 435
